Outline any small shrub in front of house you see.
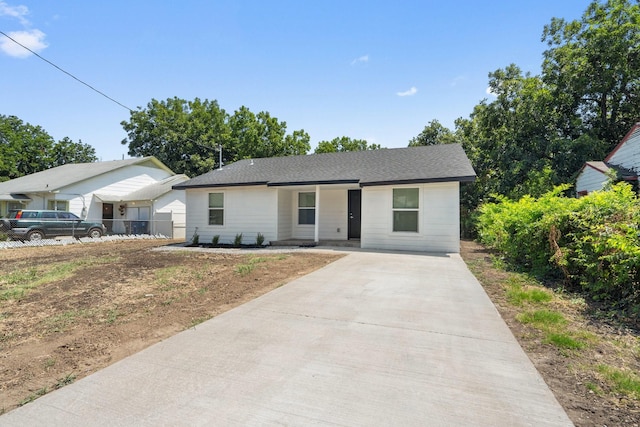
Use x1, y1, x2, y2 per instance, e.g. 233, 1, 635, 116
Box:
233, 233, 243, 247
256, 232, 265, 246
212, 235, 220, 245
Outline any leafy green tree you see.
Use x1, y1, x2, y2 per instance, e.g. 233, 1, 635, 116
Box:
0, 115, 55, 181
0, 115, 97, 182
228, 107, 309, 159
122, 97, 229, 178
408, 119, 457, 146
455, 64, 608, 208
314, 136, 381, 153
122, 98, 311, 176
52, 137, 97, 166
542, 0, 640, 147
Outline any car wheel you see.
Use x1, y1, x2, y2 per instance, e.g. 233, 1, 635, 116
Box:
27, 230, 45, 241
88, 228, 103, 239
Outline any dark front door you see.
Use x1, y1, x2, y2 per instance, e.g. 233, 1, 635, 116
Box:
348, 189, 361, 239
102, 203, 114, 232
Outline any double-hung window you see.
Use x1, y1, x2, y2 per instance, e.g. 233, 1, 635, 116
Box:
208, 193, 224, 225
48, 200, 68, 211
298, 192, 315, 225
392, 188, 419, 232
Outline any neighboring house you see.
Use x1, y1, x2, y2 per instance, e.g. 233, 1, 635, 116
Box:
0, 157, 189, 239
173, 144, 476, 253
576, 123, 640, 196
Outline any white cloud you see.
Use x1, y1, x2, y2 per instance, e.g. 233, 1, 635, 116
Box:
0, 1, 48, 58
351, 54, 369, 65
0, 29, 48, 58
0, 1, 30, 26
486, 86, 497, 97
396, 86, 417, 97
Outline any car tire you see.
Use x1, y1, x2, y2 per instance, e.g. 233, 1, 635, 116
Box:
88, 228, 103, 239
27, 230, 45, 241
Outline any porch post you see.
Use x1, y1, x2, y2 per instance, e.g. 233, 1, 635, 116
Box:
314, 185, 320, 243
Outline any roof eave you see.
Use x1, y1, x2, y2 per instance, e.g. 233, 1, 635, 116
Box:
173, 181, 269, 190
360, 175, 477, 187
267, 179, 360, 187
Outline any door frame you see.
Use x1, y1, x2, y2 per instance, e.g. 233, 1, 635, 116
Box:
348, 189, 361, 239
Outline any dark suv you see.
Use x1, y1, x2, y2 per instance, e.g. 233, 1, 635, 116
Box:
0, 210, 107, 241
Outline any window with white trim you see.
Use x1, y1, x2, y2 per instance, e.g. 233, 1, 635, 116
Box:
47, 200, 68, 211
298, 192, 315, 225
208, 193, 224, 225
392, 188, 419, 232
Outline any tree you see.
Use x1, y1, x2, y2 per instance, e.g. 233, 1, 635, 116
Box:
0, 115, 98, 182
228, 107, 309, 159
52, 137, 97, 166
408, 119, 457, 146
0, 115, 55, 181
542, 0, 640, 147
122, 98, 311, 177
122, 97, 229, 178
455, 64, 608, 208
314, 136, 382, 153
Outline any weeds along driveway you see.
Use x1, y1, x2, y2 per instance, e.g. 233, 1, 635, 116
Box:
1, 249, 572, 426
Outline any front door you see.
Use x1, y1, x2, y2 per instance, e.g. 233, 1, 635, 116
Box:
102, 203, 114, 232
348, 189, 361, 239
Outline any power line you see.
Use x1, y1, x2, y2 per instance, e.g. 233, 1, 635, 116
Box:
0, 30, 133, 112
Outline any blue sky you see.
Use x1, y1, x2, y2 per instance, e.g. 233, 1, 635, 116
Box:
1, 1, 588, 162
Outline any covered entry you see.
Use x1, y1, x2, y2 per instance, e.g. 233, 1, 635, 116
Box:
272, 184, 361, 245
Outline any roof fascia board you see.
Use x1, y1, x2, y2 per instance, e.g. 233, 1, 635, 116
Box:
267, 179, 360, 187
173, 181, 269, 190
360, 176, 477, 187
604, 123, 640, 162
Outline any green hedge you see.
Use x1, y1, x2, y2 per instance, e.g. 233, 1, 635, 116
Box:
477, 183, 640, 313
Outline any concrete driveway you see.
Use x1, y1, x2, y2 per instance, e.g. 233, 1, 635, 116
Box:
1, 250, 572, 426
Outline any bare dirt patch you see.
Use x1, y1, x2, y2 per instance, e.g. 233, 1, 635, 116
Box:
460, 239, 640, 427
0, 240, 342, 412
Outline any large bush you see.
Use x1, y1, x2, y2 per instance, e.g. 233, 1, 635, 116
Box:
477, 183, 640, 313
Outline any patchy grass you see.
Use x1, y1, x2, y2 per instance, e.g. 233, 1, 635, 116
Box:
460, 240, 640, 426
517, 309, 566, 328
0, 256, 119, 300
45, 309, 95, 333
597, 365, 640, 399
235, 255, 274, 276
0, 240, 343, 411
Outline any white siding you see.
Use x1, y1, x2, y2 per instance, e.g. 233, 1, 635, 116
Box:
575, 166, 608, 195
185, 186, 278, 244
361, 182, 461, 253
276, 189, 292, 240
318, 189, 348, 240
154, 190, 187, 239
291, 189, 315, 239
37, 165, 173, 221
609, 127, 640, 172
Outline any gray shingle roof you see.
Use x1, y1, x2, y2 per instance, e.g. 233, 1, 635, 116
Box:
174, 144, 476, 189
0, 157, 173, 194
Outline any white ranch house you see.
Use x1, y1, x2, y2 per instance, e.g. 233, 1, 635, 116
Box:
173, 144, 476, 253
576, 123, 640, 195
0, 157, 188, 238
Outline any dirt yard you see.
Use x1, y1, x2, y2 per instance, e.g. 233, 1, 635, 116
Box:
0, 240, 342, 412
1, 239, 638, 425
461, 239, 639, 427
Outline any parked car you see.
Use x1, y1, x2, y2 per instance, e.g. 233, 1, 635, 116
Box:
0, 210, 107, 241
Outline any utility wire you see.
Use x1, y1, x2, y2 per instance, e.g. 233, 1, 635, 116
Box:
0, 30, 133, 112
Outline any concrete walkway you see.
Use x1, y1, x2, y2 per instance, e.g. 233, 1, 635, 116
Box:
1, 250, 573, 426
